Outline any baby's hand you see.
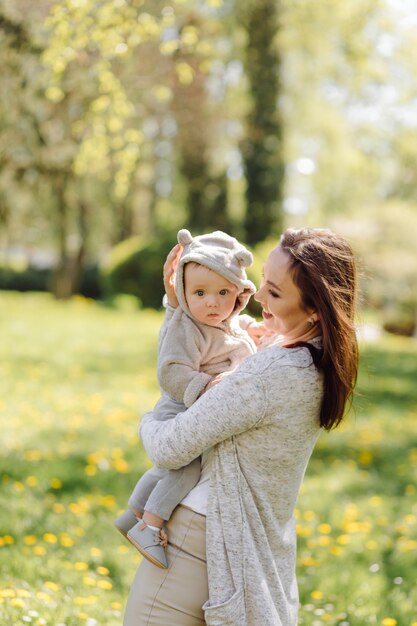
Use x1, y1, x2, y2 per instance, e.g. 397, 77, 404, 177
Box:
163, 243, 182, 308
203, 370, 234, 393
247, 321, 274, 346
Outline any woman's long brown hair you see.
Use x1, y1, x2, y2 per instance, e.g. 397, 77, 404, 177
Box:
280, 228, 359, 430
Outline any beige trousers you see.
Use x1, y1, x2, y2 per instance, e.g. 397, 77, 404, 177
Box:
123, 505, 208, 626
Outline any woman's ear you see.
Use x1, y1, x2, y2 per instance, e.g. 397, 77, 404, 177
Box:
308, 312, 320, 325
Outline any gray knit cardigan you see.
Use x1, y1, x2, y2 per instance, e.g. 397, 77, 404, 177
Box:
140, 338, 323, 626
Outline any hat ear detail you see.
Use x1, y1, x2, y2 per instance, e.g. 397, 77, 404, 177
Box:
235, 249, 253, 267
177, 229, 193, 245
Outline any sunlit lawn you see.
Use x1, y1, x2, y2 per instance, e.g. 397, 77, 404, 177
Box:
0, 292, 416, 626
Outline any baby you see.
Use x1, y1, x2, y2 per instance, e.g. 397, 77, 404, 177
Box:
115, 229, 264, 568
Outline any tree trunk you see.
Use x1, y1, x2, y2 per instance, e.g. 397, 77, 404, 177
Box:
241, 0, 284, 245
171, 15, 229, 233
52, 176, 88, 299
52, 174, 72, 299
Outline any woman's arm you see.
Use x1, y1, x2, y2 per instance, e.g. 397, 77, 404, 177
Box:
140, 368, 268, 469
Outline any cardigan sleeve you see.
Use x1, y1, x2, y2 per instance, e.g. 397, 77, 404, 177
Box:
139, 368, 268, 469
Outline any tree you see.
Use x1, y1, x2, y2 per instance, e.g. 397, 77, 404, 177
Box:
239, 0, 284, 244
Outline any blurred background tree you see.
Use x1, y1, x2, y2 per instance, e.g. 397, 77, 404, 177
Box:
0, 0, 416, 333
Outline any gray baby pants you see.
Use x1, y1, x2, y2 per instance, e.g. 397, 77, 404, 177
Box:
128, 395, 201, 521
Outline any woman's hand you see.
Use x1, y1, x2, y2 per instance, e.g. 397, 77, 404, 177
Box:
163, 243, 182, 308
247, 321, 274, 346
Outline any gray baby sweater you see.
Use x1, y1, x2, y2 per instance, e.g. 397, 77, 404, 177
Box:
140, 338, 323, 626
158, 304, 257, 407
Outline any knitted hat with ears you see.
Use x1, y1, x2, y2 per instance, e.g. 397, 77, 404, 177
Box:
175, 229, 256, 317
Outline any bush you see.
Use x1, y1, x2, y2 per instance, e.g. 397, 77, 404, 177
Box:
79, 264, 103, 299
0, 263, 102, 299
100, 234, 176, 309
0, 265, 51, 292
382, 297, 416, 337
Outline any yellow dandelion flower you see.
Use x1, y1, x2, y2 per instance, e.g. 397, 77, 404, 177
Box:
78, 612, 89, 620
318, 523, 332, 534
24, 535, 37, 545
16, 589, 31, 598
85, 465, 97, 476
311, 590, 323, 600
303, 510, 316, 521
118, 545, 129, 554
33, 546, 46, 556
112, 458, 128, 473
100, 495, 116, 509
300, 557, 319, 567
14, 481, 25, 492
75, 561, 89, 571
44, 581, 60, 592
359, 450, 373, 464
398, 538, 417, 552
0, 589, 16, 598
53, 503, 65, 513
43, 533, 57, 543
96, 566, 110, 576
83, 576, 96, 587
382, 619, 397, 626
111, 601, 122, 609
59, 533, 74, 547
26, 476, 38, 487
330, 546, 344, 556
10, 598, 25, 608
97, 579, 112, 590
337, 534, 351, 545
318, 536, 331, 546
369, 496, 382, 507
24, 450, 42, 461
296, 525, 313, 537
36, 591, 51, 602
90, 547, 102, 557
3, 535, 14, 544
50, 478, 62, 489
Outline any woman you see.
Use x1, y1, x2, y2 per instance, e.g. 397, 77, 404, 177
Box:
123, 227, 358, 626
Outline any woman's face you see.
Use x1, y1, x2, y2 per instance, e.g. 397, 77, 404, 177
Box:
255, 246, 316, 340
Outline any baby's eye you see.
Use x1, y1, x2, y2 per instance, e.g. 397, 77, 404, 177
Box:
268, 289, 279, 298
196, 290, 204, 297
219, 289, 228, 296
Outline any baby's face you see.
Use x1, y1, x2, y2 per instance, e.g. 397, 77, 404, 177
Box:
183, 263, 239, 327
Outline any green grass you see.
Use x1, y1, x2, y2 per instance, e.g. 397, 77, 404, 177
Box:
0, 292, 416, 626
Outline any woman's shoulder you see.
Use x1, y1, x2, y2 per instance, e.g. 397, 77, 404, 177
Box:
240, 338, 321, 374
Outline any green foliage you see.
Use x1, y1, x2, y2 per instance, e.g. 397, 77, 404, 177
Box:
0, 293, 416, 625
101, 233, 176, 308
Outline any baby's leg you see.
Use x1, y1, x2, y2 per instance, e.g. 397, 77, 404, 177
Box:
144, 457, 201, 522
128, 467, 168, 516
